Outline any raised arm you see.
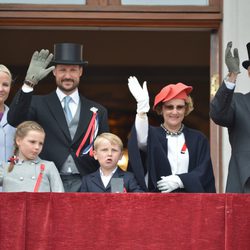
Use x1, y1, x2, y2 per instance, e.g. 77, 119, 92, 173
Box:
7, 49, 54, 127
128, 76, 150, 150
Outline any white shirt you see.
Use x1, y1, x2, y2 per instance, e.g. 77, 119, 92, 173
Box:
100, 167, 118, 188
224, 77, 236, 89
166, 133, 189, 175
56, 88, 79, 118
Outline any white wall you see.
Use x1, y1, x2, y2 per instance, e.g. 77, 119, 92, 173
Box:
222, 0, 250, 191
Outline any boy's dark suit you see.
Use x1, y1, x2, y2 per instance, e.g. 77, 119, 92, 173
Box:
80, 167, 144, 192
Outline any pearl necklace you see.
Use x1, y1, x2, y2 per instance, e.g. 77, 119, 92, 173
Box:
161, 123, 184, 136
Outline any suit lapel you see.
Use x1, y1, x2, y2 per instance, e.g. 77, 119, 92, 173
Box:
44, 92, 71, 141
91, 170, 106, 191
113, 167, 124, 177
72, 95, 95, 144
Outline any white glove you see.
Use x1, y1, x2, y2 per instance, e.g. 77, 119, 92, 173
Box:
128, 76, 150, 113
157, 175, 182, 193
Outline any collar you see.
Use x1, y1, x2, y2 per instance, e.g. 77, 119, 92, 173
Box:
56, 88, 79, 105
161, 123, 184, 136
30, 157, 41, 164
99, 166, 118, 177
14, 157, 41, 165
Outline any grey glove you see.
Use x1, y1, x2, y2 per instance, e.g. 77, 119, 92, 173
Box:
225, 41, 240, 74
25, 49, 55, 86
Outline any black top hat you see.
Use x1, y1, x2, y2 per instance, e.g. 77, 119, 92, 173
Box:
242, 42, 250, 70
51, 43, 88, 65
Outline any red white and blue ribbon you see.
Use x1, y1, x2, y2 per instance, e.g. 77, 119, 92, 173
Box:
76, 107, 99, 157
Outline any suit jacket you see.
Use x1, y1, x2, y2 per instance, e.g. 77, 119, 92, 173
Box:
80, 167, 144, 192
210, 81, 250, 192
128, 124, 216, 193
7, 89, 109, 176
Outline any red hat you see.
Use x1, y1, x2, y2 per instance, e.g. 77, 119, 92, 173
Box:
153, 82, 193, 109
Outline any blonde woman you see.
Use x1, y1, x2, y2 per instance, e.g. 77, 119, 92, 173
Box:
0, 64, 16, 164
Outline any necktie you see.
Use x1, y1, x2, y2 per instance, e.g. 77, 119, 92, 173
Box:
63, 96, 73, 123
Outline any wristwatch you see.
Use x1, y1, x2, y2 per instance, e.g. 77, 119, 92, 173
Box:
23, 80, 36, 88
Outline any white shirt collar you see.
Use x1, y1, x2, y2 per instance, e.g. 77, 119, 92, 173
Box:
99, 167, 118, 188
56, 87, 79, 105
99, 166, 118, 177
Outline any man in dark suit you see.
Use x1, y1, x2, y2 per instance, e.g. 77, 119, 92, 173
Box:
80, 132, 143, 193
210, 41, 250, 193
7, 43, 109, 192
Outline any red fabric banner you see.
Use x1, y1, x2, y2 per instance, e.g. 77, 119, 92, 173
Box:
0, 193, 249, 250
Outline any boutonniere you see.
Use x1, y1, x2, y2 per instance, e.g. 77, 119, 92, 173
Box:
90, 107, 98, 113
76, 107, 99, 157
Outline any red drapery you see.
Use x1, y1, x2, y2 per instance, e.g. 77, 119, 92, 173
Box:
0, 193, 249, 250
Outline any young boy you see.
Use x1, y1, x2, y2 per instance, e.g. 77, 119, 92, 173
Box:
79, 132, 143, 193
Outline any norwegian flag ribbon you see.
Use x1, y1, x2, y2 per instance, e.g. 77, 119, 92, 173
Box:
76, 107, 99, 157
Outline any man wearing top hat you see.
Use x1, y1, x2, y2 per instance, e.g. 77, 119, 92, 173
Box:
210, 41, 250, 193
7, 43, 109, 192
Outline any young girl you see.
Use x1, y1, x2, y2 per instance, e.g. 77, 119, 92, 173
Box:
0, 121, 64, 192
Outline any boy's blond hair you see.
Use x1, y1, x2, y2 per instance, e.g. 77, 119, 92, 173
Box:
94, 133, 123, 151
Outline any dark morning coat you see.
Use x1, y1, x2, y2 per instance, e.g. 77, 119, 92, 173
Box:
128, 124, 216, 193
210, 82, 250, 192
7, 90, 109, 176
80, 167, 144, 192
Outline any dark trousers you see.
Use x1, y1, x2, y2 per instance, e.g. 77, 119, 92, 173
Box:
60, 174, 82, 192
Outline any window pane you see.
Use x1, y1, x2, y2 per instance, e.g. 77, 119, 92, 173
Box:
122, 0, 208, 6
0, 0, 85, 4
